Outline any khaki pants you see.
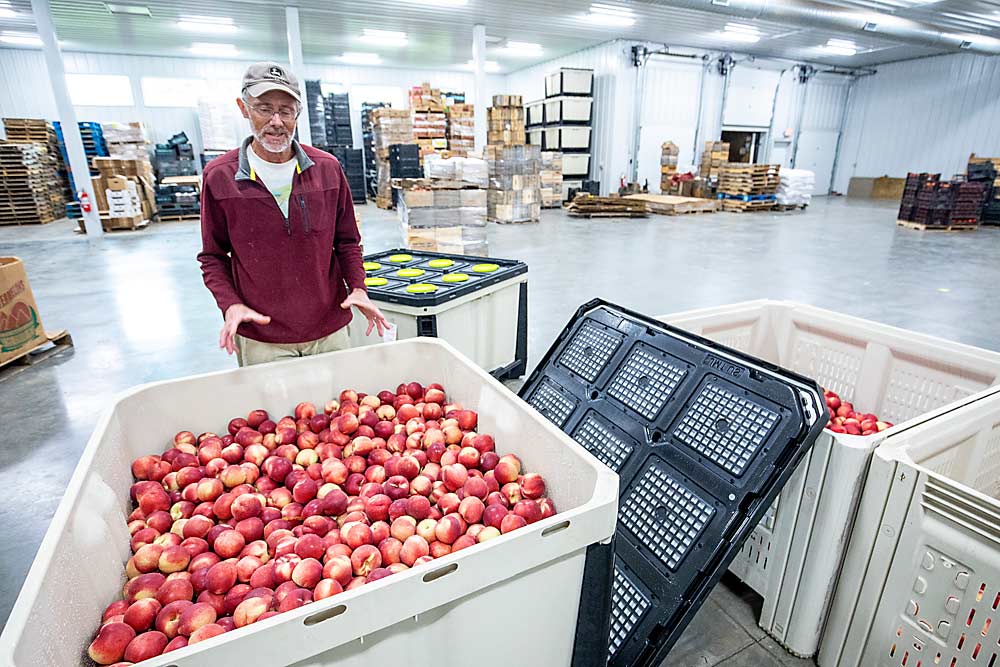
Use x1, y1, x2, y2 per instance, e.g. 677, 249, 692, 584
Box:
235, 327, 351, 367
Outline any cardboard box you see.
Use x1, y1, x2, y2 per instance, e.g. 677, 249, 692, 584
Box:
106, 176, 130, 191
0, 257, 47, 366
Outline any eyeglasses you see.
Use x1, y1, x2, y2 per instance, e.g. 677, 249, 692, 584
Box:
245, 102, 300, 121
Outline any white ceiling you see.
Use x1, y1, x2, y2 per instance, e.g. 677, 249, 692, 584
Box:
0, 0, 998, 71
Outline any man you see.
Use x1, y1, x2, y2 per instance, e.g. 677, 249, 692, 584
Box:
198, 62, 387, 366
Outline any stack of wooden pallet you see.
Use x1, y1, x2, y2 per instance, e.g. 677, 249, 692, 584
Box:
624, 194, 720, 216
718, 163, 781, 212
566, 194, 648, 218
3, 118, 68, 214
0, 142, 62, 225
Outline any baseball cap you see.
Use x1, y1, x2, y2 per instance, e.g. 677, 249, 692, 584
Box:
242, 62, 302, 102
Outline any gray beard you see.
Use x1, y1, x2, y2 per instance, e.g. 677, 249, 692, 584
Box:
253, 127, 292, 154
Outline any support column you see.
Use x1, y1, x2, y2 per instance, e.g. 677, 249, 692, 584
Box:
31, 0, 102, 237
472, 24, 487, 153
285, 6, 311, 146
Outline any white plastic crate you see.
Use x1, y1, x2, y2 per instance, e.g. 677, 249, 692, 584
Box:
545, 68, 594, 97
819, 387, 1000, 667
562, 153, 591, 178
526, 100, 545, 127
543, 126, 591, 151
528, 127, 545, 148
657, 300, 1000, 657
349, 273, 528, 378
543, 96, 592, 124
0, 339, 618, 667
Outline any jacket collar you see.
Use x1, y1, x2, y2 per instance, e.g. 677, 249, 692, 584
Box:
235, 136, 315, 182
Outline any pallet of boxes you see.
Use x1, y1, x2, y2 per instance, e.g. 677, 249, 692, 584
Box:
395, 155, 489, 256
446, 104, 475, 156
371, 109, 414, 209
486, 95, 541, 224
718, 163, 781, 212
410, 84, 448, 159
88, 157, 157, 231
700, 141, 729, 192
0, 118, 67, 225
660, 141, 679, 193
540, 152, 563, 208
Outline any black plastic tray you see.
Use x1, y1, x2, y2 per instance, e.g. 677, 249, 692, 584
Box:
362, 249, 526, 307
520, 300, 827, 667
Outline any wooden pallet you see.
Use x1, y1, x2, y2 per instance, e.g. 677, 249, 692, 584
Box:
0, 329, 73, 379
722, 199, 776, 213
896, 219, 978, 232
567, 194, 648, 218
775, 204, 808, 211
624, 194, 720, 215
158, 213, 200, 222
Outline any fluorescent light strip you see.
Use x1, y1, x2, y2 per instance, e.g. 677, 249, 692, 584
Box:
339, 52, 382, 65
178, 16, 237, 34
408, 0, 468, 6
360, 28, 408, 46
725, 22, 759, 34
0, 7, 16, 18
503, 40, 543, 56
189, 42, 238, 57
104, 3, 151, 16
0, 31, 42, 46
585, 2, 636, 26
465, 59, 500, 73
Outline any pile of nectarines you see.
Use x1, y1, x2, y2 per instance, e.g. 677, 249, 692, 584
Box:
88, 382, 555, 665
823, 388, 892, 436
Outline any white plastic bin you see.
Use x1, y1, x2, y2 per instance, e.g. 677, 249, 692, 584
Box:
528, 128, 545, 148
349, 271, 528, 380
544, 126, 591, 152
562, 153, 591, 178
545, 68, 594, 97
0, 339, 618, 667
657, 300, 1000, 657
526, 100, 545, 127
543, 96, 592, 124
818, 387, 1000, 667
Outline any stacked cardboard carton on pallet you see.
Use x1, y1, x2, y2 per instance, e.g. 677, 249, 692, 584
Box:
486, 95, 540, 224
102, 122, 151, 163
89, 157, 156, 231
410, 83, 447, 158
371, 109, 414, 209
446, 104, 475, 156
700, 141, 730, 180
396, 176, 488, 256
660, 141, 679, 192
540, 151, 563, 208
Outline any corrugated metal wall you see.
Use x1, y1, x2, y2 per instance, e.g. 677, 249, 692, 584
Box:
834, 52, 1000, 192
0, 47, 504, 158
506, 40, 634, 195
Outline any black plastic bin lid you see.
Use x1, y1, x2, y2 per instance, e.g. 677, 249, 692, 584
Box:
519, 300, 827, 667
362, 248, 526, 307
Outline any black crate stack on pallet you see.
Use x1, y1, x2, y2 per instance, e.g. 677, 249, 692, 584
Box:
325, 94, 353, 147
316, 146, 366, 205
155, 133, 197, 178
897, 172, 938, 222
304, 81, 327, 144
362, 102, 387, 199
949, 181, 986, 226
968, 160, 1000, 226
388, 144, 422, 208
155, 182, 200, 219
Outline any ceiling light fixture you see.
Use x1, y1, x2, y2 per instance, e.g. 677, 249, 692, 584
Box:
716, 23, 761, 43
339, 51, 382, 65
0, 7, 15, 18
0, 31, 42, 47
178, 16, 238, 34
189, 42, 238, 57
408, 0, 468, 6
104, 3, 151, 16
503, 40, 543, 56
822, 37, 857, 55
465, 59, 501, 73
360, 28, 408, 46
585, 3, 636, 27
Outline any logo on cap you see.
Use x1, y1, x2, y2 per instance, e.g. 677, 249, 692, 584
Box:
268, 66, 283, 79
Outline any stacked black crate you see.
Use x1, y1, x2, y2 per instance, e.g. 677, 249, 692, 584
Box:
304, 81, 327, 145
155, 133, 198, 178
324, 94, 353, 147
898, 172, 938, 222
361, 102, 387, 199
967, 161, 999, 226
315, 146, 366, 205
949, 181, 986, 226
388, 144, 422, 208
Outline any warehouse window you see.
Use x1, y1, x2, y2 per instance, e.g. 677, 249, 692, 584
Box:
141, 77, 207, 108
66, 73, 134, 106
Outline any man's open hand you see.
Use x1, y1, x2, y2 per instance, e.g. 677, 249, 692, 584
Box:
220, 303, 271, 355
341, 288, 389, 337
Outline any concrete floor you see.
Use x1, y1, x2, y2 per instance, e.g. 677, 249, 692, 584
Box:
1, 197, 999, 664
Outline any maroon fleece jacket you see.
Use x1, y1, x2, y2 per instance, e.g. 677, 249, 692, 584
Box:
197, 140, 365, 344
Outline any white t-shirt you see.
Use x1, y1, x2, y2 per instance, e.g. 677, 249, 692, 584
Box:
247, 144, 297, 217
